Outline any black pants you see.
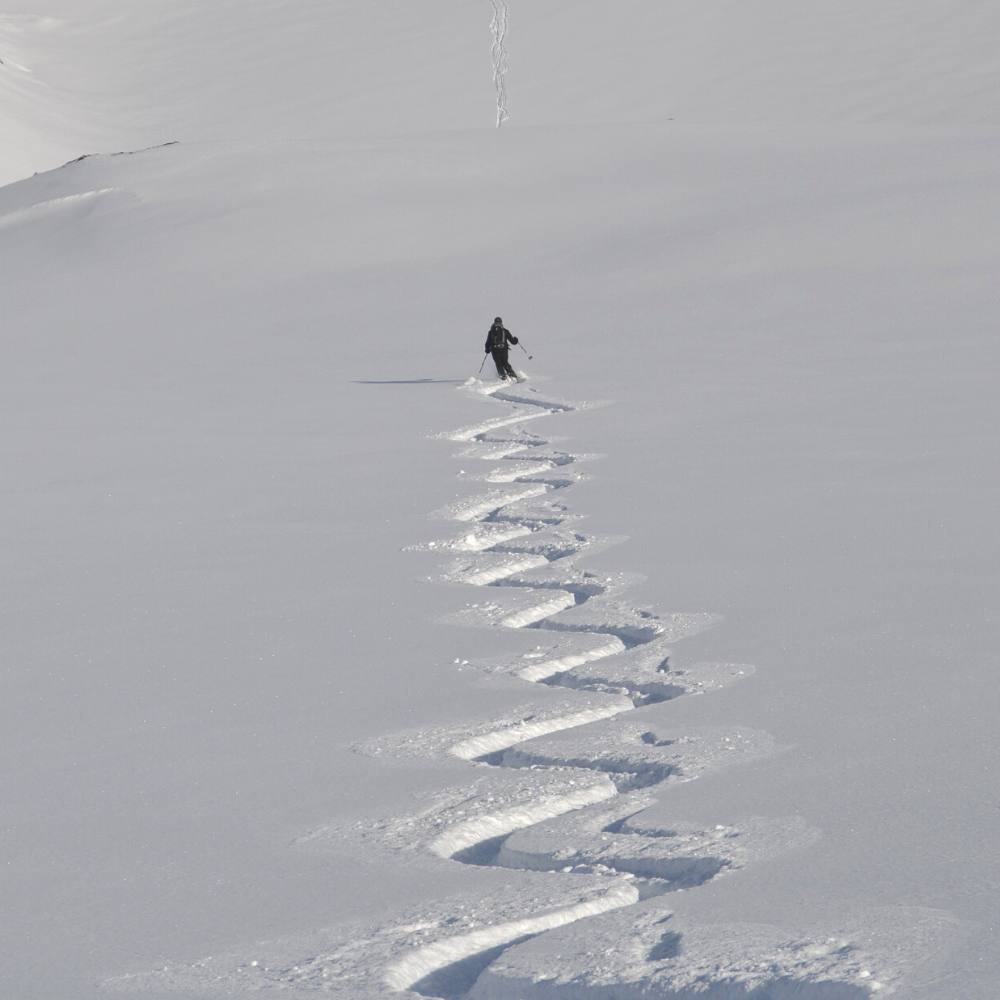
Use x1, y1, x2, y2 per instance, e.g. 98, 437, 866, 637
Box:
491, 346, 517, 380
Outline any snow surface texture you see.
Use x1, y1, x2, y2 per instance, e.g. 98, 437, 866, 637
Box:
3, 3, 999, 999
107, 381, 941, 999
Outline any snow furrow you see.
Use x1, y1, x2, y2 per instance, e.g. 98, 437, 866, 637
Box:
445, 408, 546, 442
499, 591, 577, 627
382, 882, 639, 992
426, 778, 618, 859
483, 459, 557, 482
448, 703, 632, 761
454, 554, 550, 586
517, 637, 626, 682
435, 483, 550, 521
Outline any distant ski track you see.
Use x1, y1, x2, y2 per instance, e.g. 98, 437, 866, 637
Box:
489, 1, 510, 127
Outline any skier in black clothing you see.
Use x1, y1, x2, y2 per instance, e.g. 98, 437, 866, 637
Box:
485, 316, 519, 380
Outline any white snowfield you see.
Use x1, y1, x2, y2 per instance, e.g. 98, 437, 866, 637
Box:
2, 3, 999, 1000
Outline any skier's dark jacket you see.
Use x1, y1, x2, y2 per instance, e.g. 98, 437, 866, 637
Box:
486, 323, 518, 353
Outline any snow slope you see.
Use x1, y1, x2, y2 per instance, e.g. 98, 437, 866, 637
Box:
2, 0, 997, 186
1, 4, 998, 1000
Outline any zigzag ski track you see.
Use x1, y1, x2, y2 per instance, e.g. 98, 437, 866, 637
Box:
106, 376, 945, 1000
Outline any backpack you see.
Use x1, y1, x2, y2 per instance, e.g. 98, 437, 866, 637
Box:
489, 324, 506, 350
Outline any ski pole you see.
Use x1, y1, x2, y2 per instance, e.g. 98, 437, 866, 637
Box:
478, 353, 488, 374
518, 342, 533, 360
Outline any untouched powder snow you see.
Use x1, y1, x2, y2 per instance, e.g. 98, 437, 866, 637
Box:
1, 3, 999, 1000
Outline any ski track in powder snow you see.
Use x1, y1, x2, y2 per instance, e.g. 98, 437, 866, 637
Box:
105, 376, 941, 1000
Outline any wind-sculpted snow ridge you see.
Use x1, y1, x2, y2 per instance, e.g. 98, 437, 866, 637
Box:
0, 186, 142, 229
106, 376, 920, 999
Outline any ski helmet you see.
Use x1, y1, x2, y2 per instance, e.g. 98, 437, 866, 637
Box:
494, 316, 503, 324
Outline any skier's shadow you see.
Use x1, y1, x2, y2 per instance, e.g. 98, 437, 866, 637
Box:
353, 379, 466, 385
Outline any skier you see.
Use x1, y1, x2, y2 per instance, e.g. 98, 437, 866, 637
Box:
485, 316, 519, 381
